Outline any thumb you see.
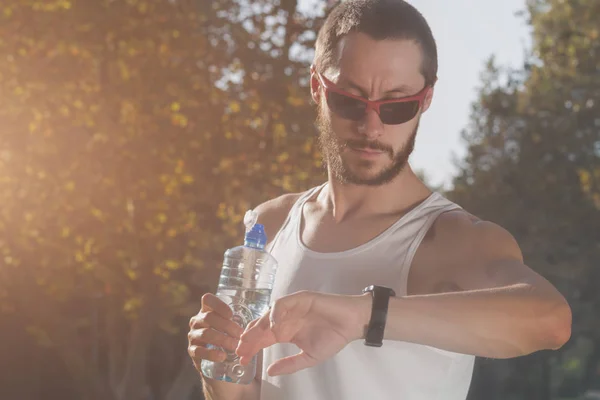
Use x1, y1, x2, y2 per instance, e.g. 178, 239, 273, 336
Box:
267, 351, 318, 376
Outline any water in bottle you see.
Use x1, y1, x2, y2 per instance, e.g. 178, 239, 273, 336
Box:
201, 210, 278, 384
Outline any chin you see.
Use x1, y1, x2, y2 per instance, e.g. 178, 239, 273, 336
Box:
337, 166, 396, 186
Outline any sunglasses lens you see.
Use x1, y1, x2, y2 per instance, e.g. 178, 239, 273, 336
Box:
327, 91, 366, 121
380, 101, 420, 125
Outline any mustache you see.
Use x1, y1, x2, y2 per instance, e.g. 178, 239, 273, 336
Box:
342, 139, 393, 156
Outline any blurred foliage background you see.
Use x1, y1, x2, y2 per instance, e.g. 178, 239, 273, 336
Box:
0, 0, 598, 399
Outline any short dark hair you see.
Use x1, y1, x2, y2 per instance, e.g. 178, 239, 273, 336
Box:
314, 0, 438, 87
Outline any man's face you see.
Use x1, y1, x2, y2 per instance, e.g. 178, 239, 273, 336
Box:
312, 33, 434, 186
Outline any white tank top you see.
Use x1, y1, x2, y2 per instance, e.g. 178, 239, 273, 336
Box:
261, 184, 475, 400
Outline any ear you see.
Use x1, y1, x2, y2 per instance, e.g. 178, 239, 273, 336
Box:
421, 86, 435, 114
310, 66, 321, 104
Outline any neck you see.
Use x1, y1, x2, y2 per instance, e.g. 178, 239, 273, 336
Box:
319, 165, 433, 223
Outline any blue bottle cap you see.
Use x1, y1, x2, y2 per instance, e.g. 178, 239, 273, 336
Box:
244, 223, 267, 248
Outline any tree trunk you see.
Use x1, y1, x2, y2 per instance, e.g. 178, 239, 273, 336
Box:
117, 269, 159, 400
59, 345, 118, 400
164, 356, 202, 400
539, 352, 551, 400
582, 339, 600, 392
107, 294, 124, 394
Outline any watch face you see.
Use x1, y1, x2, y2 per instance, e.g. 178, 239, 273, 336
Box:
364, 285, 396, 297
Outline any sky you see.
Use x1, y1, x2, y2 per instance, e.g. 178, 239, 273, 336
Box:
299, 0, 533, 189
406, 0, 532, 189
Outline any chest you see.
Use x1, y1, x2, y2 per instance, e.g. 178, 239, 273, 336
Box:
268, 213, 420, 302
299, 208, 407, 254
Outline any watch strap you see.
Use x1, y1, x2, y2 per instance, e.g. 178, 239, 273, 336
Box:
362, 285, 396, 347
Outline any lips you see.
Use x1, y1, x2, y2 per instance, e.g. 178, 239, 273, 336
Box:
348, 144, 386, 154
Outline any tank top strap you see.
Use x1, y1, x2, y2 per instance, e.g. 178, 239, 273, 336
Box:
397, 197, 463, 295
266, 183, 325, 252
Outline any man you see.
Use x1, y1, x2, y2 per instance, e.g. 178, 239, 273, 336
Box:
188, 1, 572, 399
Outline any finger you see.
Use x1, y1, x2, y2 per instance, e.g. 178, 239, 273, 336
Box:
188, 344, 227, 363
188, 328, 240, 352
244, 317, 261, 332
239, 312, 271, 345
201, 293, 233, 319
267, 351, 318, 376
236, 314, 275, 363
190, 311, 244, 339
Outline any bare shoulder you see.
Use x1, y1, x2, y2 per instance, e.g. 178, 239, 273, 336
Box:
426, 210, 523, 261
254, 191, 306, 244
409, 209, 524, 295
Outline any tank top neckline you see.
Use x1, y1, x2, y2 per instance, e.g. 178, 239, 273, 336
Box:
294, 183, 441, 259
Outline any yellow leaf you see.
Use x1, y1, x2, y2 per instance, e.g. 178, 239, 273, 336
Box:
123, 297, 141, 312
118, 60, 130, 81
578, 169, 591, 193
165, 260, 180, 270
126, 270, 138, 281
277, 152, 289, 163
84, 239, 94, 255
229, 102, 241, 113
171, 113, 188, 127
287, 95, 304, 107
75, 251, 85, 262
157, 213, 167, 223
167, 228, 177, 237
219, 158, 233, 171
273, 123, 286, 138
91, 208, 104, 220
171, 102, 180, 112
181, 174, 194, 184
593, 193, 600, 210
297, 171, 309, 181
153, 267, 170, 279
61, 227, 70, 238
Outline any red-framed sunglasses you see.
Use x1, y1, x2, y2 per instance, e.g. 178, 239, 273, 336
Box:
311, 65, 434, 125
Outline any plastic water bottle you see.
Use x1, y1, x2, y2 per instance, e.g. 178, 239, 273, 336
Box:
201, 210, 278, 385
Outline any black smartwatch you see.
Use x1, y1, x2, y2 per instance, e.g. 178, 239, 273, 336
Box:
362, 285, 396, 347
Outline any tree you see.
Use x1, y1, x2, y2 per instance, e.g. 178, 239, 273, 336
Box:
452, 1, 600, 398
0, 1, 328, 399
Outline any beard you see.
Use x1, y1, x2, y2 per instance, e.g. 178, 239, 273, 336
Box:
316, 105, 418, 187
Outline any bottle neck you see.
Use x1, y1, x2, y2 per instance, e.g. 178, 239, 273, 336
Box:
244, 239, 265, 250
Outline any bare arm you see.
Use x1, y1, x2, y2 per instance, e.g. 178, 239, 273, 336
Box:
365, 212, 572, 358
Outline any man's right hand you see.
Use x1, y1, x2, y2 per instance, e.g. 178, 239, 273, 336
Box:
188, 293, 245, 371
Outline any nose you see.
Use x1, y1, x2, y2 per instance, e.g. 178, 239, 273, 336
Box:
357, 108, 383, 139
